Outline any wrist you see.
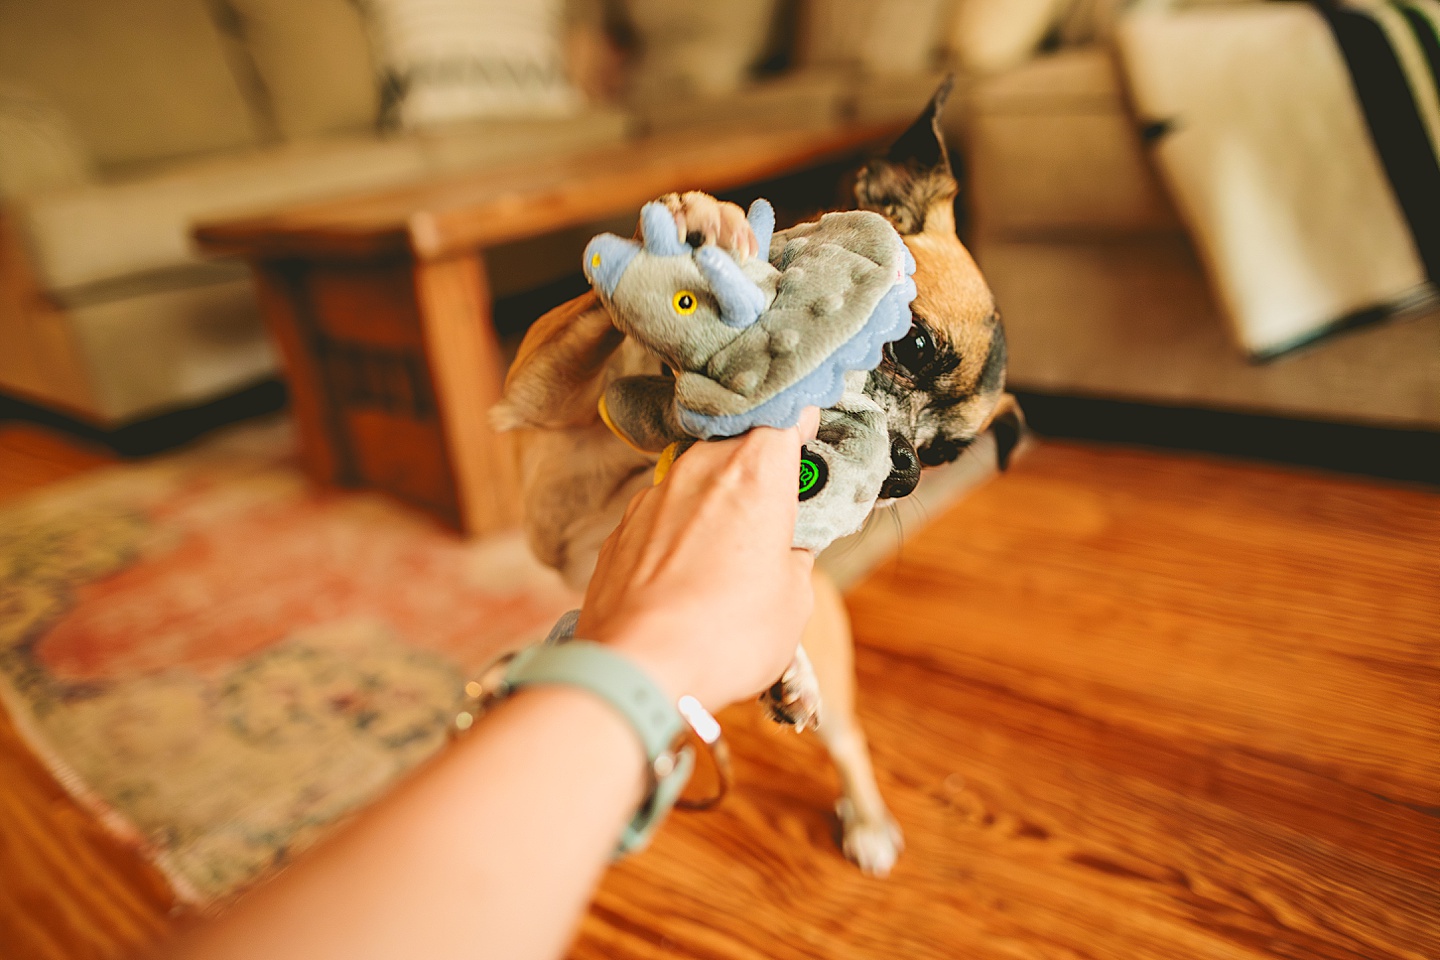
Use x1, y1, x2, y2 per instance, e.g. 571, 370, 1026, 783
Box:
503, 686, 650, 805
582, 614, 702, 708
461, 638, 701, 855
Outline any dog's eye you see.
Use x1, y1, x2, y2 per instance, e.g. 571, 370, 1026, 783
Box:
884, 322, 937, 376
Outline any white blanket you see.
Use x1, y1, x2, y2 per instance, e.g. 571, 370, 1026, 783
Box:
1117, 2, 1438, 357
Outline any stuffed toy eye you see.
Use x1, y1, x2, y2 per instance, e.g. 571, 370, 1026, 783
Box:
672, 290, 698, 315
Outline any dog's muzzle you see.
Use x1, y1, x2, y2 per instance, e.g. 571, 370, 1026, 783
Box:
878, 434, 921, 500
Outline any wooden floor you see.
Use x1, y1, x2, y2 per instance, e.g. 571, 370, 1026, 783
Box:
1, 423, 1436, 959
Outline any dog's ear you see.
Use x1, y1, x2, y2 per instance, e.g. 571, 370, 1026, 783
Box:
490, 291, 624, 431
854, 76, 959, 236
983, 393, 1026, 472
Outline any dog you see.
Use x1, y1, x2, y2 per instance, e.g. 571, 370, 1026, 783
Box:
492, 82, 1021, 876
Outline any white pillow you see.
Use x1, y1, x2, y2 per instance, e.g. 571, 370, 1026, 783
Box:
359, 0, 581, 129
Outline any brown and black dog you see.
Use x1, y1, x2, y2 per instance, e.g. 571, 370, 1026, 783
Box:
492, 82, 1021, 875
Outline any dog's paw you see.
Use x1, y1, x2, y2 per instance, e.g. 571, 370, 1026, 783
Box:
658, 191, 758, 260
761, 647, 821, 732
836, 798, 905, 877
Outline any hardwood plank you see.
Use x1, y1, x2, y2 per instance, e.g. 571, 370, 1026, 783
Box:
847, 443, 1440, 806
570, 442, 1440, 960
0, 424, 113, 503
0, 429, 176, 960
0, 700, 178, 960
2, 437, 1436, 959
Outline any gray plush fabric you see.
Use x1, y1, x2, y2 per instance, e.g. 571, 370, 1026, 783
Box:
792, 373, 892, 552
681, 212, 906, 418
590, 207, 908, 421
586, 203, 910, 554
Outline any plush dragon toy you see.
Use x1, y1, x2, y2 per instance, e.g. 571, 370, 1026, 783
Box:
582, 198, 917, 552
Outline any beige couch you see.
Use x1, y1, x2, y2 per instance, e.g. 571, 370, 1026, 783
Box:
0, 0, 650, 425
956, 46, 1440, 431
0, 0, 949, 427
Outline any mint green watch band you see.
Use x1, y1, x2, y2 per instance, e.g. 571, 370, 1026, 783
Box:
499, 641, 695, 855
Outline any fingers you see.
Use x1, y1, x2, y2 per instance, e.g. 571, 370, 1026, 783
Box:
795, 406, 820, 444
657, 407, 821, 514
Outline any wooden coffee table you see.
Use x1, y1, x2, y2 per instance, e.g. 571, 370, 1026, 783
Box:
195, 124, 897, 536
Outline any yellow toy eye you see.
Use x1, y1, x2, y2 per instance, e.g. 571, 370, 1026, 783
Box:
673, 290, 698, 315
590, 252, 601, 269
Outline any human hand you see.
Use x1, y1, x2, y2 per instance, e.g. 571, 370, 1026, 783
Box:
576, 410, 820, 712
655, 191, 760, 260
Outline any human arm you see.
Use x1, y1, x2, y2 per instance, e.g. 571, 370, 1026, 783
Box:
157, 411, 818, 960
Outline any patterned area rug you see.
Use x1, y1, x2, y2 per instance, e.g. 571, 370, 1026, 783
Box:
0, 420, 579, 903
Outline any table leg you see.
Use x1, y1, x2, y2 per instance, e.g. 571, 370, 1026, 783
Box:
250, 253, 518, 536
253, 261, 348, 487
413, 253, 520, 535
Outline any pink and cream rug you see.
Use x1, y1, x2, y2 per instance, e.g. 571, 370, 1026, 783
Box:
0, 420, 579, 902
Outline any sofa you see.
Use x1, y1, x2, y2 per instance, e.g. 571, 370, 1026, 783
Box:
0, 0, 950, 428
955, 44, 1440, 432
9, 0, 1432, 438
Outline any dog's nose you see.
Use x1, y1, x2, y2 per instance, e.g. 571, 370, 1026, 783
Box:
918, 437, 962, 466
879, 434, 921, 500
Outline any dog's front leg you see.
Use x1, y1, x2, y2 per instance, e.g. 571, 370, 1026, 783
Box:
803, 568, 904, 876
761, 645, 822, 732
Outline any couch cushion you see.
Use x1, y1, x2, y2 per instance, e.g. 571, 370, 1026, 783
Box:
625, 0, 780, 100
18, 137, 432, 295
19, 112, 635, 295
226, 0, 381, 141
413, 108, 632, 173
65, 277, 276, 422
0, 83, 96, 200
635, 71, 849, 135
850, 71, 956, 127
801, 0, 953, 75
0, 0, 265, 169
359, 0, 581, 129
967, 47, 1179, 236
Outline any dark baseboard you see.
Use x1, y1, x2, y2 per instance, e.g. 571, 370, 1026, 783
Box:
0, 379, 288, 458
1012, 390, 1440, 486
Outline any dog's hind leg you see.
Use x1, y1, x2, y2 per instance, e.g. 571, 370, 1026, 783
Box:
804, 567, 904, 876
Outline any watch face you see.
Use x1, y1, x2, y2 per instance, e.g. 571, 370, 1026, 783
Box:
798, 447, 828, 502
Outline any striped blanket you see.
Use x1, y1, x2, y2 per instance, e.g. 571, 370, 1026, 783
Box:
1118, 1, 1440, 358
